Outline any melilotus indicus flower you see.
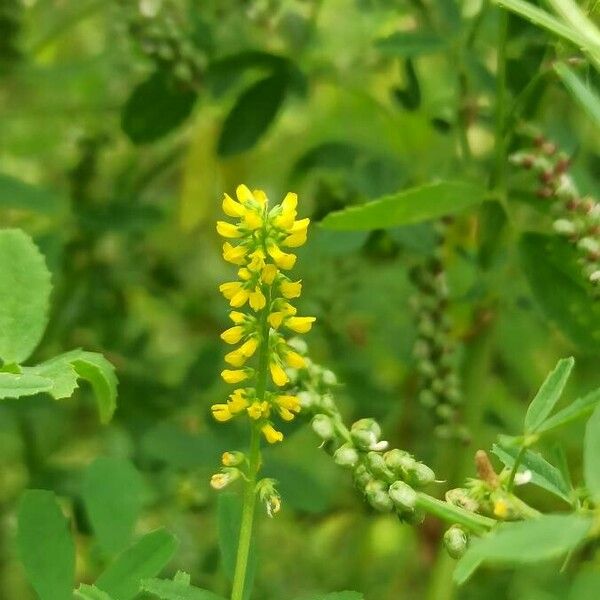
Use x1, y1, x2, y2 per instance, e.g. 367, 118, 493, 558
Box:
209, 185, 315, 600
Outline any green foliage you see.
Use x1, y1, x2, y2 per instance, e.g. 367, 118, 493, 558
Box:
96, 529, 178, 600
142, 571, 227, 599
537, 387, 600, 433
0, 229, 51, 364
454, 514, 593, 584
17, 490, 75, 600
374, 32, 445, 58
0, 173, 67, 215
320, 182, 487, 230
554, 63, 600, 128
584, 404, 600, 502
82, 457, 145, 555
74, 585, 116, 600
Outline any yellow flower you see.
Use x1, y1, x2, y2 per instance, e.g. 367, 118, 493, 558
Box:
262, 423, 284, 444
210, 473, 232, 489
249, 287, 266, 311
253, 189, 268, 206
291, 217, 310, 233
211, 403, 233, 422
216, 221, 242, 238
275, 192, 298, 229
225, 350, 246, 367
239, 337, 258, 357
230, 288, 250, 307
284, 231, 307, 248
284, 350, 306, 369
229, 311, 246, 324
493, 499, 508, 519
275, 394, 301, 421
228, 389, 249, 413
222, 193, 246, 217
270, 361, 289, 387
268, 245, 296, 269
219, 281, 242, 300
221, 326, 244, 344
222, 242, 247, 265
286, 316, 316, 333
282, 302, 297, 315
222, 369, 249, 384
247, 401, 269, 420
221, 452, 239, 467
280, 280, 302, 299
244, 211, 263, 230
238, 267, 252, 281
268, 311, 284, 329
236, 184, 254, 204
248, 249, 266, 272
261, 264, 278, 285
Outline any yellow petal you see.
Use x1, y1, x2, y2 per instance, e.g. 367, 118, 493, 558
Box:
216, 221, 242, 238
222, 193, 246, 218
236, 184, 254, 203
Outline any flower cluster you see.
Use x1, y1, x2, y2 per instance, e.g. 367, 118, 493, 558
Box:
211, 185, 315, 445
409, 220, 468, 443
510, 132, 600, 293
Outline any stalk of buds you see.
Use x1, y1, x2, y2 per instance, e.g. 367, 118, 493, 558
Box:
409, 220, 469, 443
510, 131, 600, 293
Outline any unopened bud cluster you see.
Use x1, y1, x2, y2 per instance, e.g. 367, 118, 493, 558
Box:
510, 132, 600, 292
119, 0, 204, 87
409, 221, 468, 442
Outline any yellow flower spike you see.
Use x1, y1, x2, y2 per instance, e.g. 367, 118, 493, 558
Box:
225, 350, 246, 367
268, 245, 296, 269
268, 311, 284, 329
280, 280, 302, 299
221, 369, 250, 384
286, 316, 316, 333
211, 404, 233, 422
221, 326, 244, 344
261, 423, 284, 444
219, 281, 242, 300
222, 193, 246, 218
284, 350, 306, 369
230, 288, 250, 307
216, 221, 242, 238
253, 189, 268, 206
261, 264, 278, 285
222, 242, 247, 265
249, 287, 266, 311
229, 311, 246, 324
244, 211, 263, 230
239, 337, 258, 357
236, 184, 254, 204
270, 361, 289, 387
228, 389, 249, 413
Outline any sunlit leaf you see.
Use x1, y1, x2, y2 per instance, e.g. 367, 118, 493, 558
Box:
584, 404, 600, 501
554, 63, 600, 128
0, 372, 53, 399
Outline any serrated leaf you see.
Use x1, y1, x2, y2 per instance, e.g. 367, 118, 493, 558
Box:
0, 372, 53, 399
454, 514, 592, 585
122, 70, 197, 145
217, 72, 288, 157
519, 233, 600, 351
538, 387, 600, 433
141, 574, 226, 600
0, 229, 52, 364
23, 354, 79, 399
17, 490, 75, 600
584, 404, 600, 501
320, 182, 487, 231
96, 529, 178, 600
491, 444, 571, 504
375, 31, 445, 57
524, 357, 574, 433
554, 63, 600, 128
74, 584, 116, 600
83, 457, 144, 556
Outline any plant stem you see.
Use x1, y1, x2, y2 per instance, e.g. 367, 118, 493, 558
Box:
506, 445, 526, 492
230, 289, 271, 600
416, 493, 495, 534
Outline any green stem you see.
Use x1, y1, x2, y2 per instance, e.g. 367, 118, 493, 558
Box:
506, 445, 526, 492
230, 290, 271, 600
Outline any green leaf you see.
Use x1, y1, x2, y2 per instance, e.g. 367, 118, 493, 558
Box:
23, 353, 79, 399
74, 584, 116, 600
568, 569, 600, 600
0, 173, 67, 216
524, 357, 574, 433
0, 229, 52, 364
519, 233, 600, 352
96, 529, 178, 600
375, 31, 445, 57
0, 372, 53, 399
554, 63, 600, 128
584, 404, 600, 501
217, 72, 288, 157
122, 70, 197, 145
303, 594, 364, 600
218, 494, 256, 600
454, 514, 592, 584
82, 457, 144, 556
320, 182, 487, 231
141, 572, 227, 599
17, 490, 75, 600
491, 444, 571, 504
538, 387, 600, 433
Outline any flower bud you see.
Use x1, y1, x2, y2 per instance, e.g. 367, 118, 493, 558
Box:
443, 526, 468, 559
410, 462, 436, 487
311, 414, 335, 440
210, 468, 240, 490
365, 481, 393, 512
366, 451, 394, 481
221, 451, 245, 467
384, 449, 416, 478
297, 390, 315, 408
322, 369, 338, 386
350, 418, 381, 450
388, 481, 417, 512
353, 464, 373, 489
287, 337, 308, 355
334, 443, 360, 469
419, 390, 437, 408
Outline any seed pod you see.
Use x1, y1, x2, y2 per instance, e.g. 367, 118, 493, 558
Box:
444, 526, 468, 559
366, 451, 394, 481
365, 481, 393, 512
384, 449, 415, 475
408, 462, 436, 488
334, 443, 360, 469
388, 480, 417, 512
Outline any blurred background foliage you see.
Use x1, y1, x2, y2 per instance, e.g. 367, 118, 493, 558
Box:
0, 0, 599, 598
